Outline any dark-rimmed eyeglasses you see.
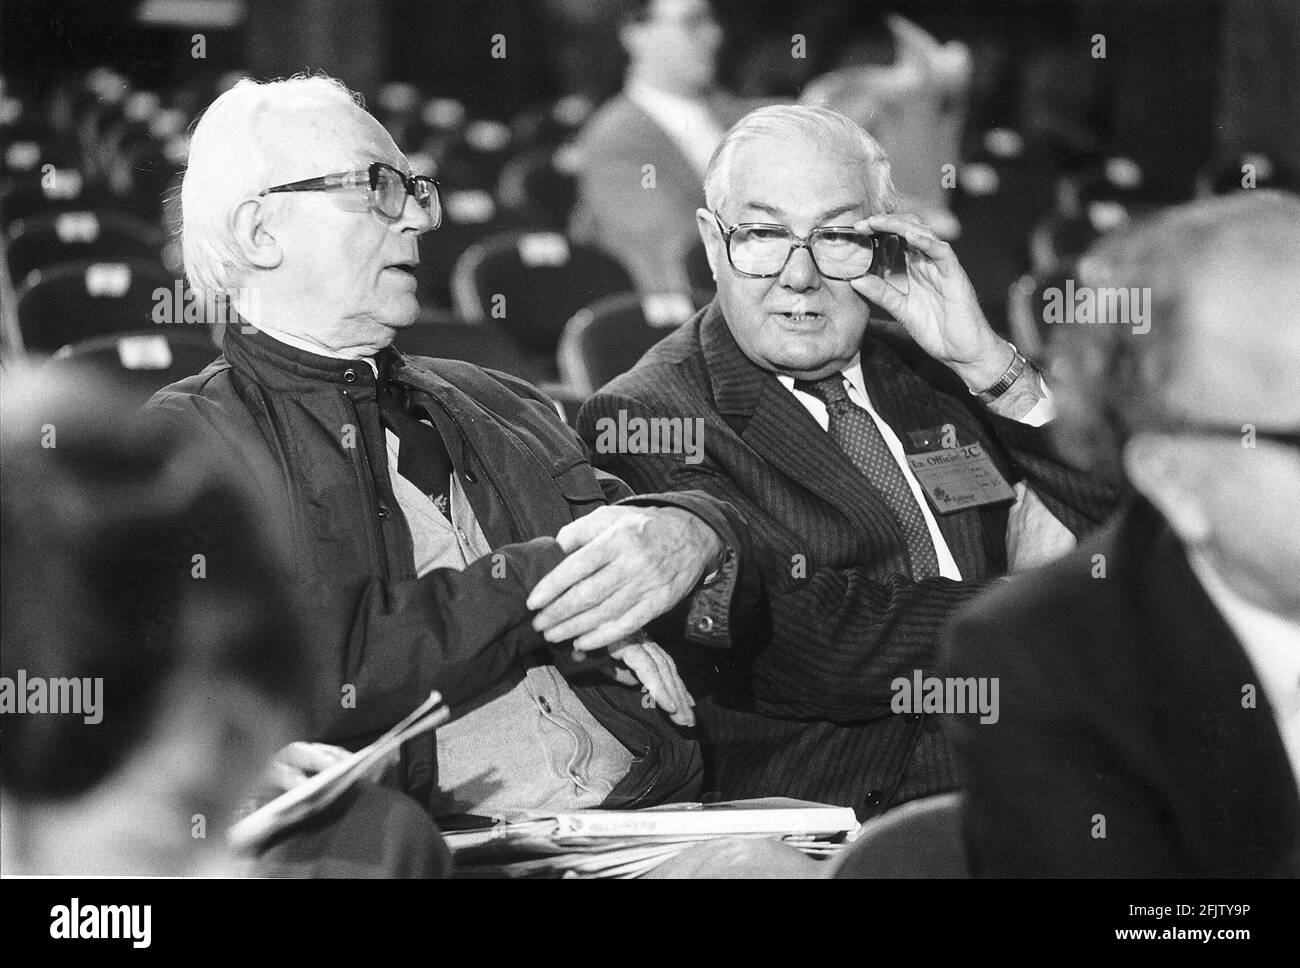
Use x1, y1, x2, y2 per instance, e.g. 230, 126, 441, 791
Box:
712, 210, 899, 281
259, 162, 441, 226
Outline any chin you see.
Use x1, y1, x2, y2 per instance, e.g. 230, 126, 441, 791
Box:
381, 301, 419, 332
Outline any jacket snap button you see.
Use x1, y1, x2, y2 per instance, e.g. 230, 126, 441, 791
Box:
694, 615, 715, 634
343, 368, 357, 383
377, 505, 389, 519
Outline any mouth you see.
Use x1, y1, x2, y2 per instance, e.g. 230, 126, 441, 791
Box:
385, 262, 419, 283
774, 310, 823, 323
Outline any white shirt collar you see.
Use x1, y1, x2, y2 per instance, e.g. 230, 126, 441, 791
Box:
776, 358, 866, 399
1188, 550, 1300, 720
625, 80, 723, 176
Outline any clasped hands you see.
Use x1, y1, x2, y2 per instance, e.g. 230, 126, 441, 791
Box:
526, 505, 726, 728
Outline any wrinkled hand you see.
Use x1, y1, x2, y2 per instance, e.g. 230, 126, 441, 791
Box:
851, 213, 1012, 389
608, 635, 696, 727
260, 741, 352, 797
527, 505, 723, 652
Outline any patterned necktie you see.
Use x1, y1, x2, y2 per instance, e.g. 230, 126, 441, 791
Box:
379, 381, 454, 517
795, 375, 941, 579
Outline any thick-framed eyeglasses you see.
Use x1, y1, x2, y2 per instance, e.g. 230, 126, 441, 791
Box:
711, 210, 898, 281
259, 162, 441, 226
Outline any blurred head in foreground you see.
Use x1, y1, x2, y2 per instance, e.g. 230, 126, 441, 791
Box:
0, 375, 306, 875
1049, 190, 1300, 620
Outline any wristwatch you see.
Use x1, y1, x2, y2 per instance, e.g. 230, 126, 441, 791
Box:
971, 343, 1029, 404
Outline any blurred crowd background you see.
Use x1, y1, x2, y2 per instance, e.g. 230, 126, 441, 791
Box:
1, 0, 1297, 410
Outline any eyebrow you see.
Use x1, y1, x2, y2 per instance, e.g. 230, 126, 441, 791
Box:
741, 201, 864, 224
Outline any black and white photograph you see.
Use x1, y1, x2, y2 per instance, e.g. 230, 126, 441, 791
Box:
0, 0, 1296, 942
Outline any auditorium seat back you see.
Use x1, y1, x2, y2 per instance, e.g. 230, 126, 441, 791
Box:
451, 231, 634, 366
41, 327, 220, 406
415, 189, 536, 310
16, 258, 175, 355
833, 792, 970, 878
558, 290, 705, 395
5, 208, 165, 284
496, 144, 580, 228
0, 168, 104, 229
393, 310, 543, 384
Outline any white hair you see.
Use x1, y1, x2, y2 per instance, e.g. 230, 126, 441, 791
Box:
181, 74, 364, 298
703, 104, 898, 215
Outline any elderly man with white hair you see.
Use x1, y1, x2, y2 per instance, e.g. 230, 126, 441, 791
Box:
149, 74, 756, 828
579, 105, 1119, 816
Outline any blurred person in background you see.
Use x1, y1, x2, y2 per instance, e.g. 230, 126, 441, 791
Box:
801, 14, 971, 242
0, 374, 445, 876
570, 0, 764, 292
946, 191, 1300, 876
149, 74, 756, 821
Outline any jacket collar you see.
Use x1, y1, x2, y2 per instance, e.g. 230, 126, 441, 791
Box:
222, 319, 399, 395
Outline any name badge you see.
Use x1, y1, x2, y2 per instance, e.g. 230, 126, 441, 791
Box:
904, 426, 1015, 514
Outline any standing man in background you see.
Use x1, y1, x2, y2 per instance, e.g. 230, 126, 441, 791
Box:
570, 0, 760, 292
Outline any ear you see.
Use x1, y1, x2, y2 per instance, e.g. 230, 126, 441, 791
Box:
695, 207, 721, 280
230, 197, 282, 270
1122, 432, 1211, 545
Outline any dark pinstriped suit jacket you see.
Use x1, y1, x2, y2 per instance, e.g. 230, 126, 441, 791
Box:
577, 301, 1121, 816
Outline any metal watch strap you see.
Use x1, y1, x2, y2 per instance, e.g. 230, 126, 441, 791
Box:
971, 343, 1028, 404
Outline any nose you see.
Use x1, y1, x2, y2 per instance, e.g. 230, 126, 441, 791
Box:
778, 242, 820, 293
397, 192, 437, 235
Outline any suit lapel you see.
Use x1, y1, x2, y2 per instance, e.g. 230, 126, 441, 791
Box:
700, 304, 911, 559
617, 97, 704, 204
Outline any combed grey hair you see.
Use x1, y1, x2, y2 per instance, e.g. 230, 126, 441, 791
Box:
1049, 189, 1300, 479
181, 74, 364, 299
703, 104, 898, 215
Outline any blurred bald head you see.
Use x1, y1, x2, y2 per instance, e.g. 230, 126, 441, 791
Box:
1052, 190, 1300, 617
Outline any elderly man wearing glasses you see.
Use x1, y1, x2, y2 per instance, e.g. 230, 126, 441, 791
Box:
946, 190, 1300, 877
578, 105, 1119, 816
149, 75, 757, 834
